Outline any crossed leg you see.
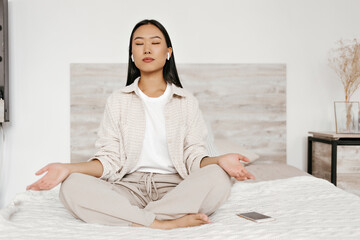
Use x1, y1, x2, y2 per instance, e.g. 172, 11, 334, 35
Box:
134, 164, 233, 229
59, 172, 156, 226
59, 164, 232, 229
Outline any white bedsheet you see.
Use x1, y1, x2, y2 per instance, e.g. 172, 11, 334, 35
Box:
1, 176, 360, 240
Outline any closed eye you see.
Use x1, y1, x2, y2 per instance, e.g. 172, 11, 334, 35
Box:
135, 43, 160, 45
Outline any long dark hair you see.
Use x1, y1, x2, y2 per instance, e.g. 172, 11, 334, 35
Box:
126, 19, 182, 88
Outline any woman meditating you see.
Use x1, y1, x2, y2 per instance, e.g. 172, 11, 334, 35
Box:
26, 19, 255, 230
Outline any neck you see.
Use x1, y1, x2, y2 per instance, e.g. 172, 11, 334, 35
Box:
138, 71, 167, 96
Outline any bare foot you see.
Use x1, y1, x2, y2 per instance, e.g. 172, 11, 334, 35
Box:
131, 213, 211, 229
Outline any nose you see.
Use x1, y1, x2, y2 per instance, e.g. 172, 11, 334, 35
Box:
144, 42, 151, 54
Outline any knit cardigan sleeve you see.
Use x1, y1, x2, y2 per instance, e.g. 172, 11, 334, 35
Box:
183, 96, 210, 174
87, 93, 123, 181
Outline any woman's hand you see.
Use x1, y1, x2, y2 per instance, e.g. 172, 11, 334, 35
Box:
217, 153, 256, 181
26, 163, 71, 191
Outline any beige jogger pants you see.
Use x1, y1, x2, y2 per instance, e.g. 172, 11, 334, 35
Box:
59, 164, 232, 227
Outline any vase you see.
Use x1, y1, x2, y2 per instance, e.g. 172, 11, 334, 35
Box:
334, 101, 360, 133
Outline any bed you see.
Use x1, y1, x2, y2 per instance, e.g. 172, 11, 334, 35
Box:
2, 164, 360, 239
1, 64, 360, 239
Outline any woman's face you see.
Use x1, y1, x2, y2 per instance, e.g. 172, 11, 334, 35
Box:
131, 24, 172, 74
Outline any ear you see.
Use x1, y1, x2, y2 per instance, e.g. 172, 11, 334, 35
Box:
168, 47, 173, 57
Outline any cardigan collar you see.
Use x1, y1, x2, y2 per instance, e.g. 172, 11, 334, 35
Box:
121, 77, 187, 98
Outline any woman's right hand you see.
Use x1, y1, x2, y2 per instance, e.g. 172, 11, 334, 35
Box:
26, 163, 71, 191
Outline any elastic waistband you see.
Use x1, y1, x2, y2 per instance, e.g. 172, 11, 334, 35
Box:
122, 171, 183, 183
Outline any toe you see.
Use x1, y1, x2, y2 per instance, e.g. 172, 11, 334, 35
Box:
198, 213, 210, 222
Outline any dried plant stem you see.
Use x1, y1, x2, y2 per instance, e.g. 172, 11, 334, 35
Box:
328, 38, 360, 102
346, 102, 353, 130
329, 38, 360, 132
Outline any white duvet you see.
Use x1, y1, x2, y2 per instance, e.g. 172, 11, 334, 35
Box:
1, 176, 360, 240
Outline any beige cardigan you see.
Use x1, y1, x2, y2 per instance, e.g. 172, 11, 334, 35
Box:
88, 77, 216, 182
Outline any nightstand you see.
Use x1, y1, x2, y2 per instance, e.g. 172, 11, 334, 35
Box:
308, 131, 360, 196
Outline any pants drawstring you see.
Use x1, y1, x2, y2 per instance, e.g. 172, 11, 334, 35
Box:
137, 172, 160, 201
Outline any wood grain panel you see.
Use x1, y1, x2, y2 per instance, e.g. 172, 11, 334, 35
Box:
312, 142, 332, 182
71, 64, 286, 164
312, 142, 360, 196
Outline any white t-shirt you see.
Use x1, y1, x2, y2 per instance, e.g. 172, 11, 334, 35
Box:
128, 79, 177, 174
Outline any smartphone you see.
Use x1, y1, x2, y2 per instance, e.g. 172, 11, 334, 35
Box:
236, 211, 275, 223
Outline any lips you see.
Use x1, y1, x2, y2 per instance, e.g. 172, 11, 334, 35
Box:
143, 57, 154, 63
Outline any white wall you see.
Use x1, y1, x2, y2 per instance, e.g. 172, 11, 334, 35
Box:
1, 0, 359, 208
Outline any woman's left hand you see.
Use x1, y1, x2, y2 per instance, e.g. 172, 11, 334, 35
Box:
217, 153, 256, 181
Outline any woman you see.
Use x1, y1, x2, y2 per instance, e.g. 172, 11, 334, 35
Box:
26, 19, 255, 230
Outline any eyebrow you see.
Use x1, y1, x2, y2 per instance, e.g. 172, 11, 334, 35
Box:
134, 36, 162, 41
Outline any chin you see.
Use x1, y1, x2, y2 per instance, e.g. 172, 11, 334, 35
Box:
138, 65, 164, 73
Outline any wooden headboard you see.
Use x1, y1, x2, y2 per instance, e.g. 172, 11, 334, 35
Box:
70, 64, 286, 164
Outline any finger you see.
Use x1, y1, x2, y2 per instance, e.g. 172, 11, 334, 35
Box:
35, 165, 49, 175
241, 167, 255, 179
237, 169, 247, 177
242, 168, 250, 175
236, 176, 247, 181
245, 170, 255, 179
26, 181, 38, 190
27, 178, 46, 190
237, 154, 250, 162
37, 183, 49, 190
245, 172, 255, 179
27, 183, 39, 190
38, 180, 54, 190
234, 171, 246, 180
28, 185, 41, 191
235, 171, 244, 179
